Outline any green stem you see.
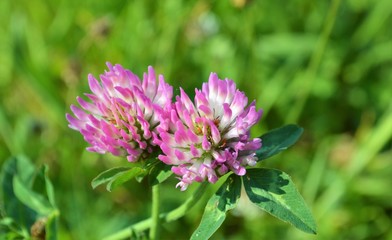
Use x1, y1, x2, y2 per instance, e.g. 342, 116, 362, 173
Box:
103, 182, 209, 240
150, 184, 160, 240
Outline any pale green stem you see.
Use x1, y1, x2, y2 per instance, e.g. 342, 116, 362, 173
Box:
149, 184, 160, 240
103, 182, 209, 240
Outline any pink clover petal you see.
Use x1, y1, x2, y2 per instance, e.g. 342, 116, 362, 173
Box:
202, 135, 211, 150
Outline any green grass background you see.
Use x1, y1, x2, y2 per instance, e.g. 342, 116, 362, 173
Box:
1, 0, 392, 239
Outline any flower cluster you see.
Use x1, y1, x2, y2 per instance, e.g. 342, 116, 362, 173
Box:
158, 74, 262, 190
67, 63, 262, 190
66, 63, 173, 162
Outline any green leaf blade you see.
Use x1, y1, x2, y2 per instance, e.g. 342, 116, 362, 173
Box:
13, 176, 53, 216
106, 167, 145, 191
0, 157, 37, 228
191, 175, 242, 240
92, 166, 148, 191
0, 156, 59, 239
256, 124, 303, 161
91, 167, 131, 189
148, 161, 173, 186
243, 168, 317, 234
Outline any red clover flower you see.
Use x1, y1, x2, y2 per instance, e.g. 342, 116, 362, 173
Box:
67, 64, 262, 190
65, 64, 316, 237
66, 63, 173, 162
158, 73, 262, 190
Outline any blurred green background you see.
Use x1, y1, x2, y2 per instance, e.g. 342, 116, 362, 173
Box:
1, 0, 392, 239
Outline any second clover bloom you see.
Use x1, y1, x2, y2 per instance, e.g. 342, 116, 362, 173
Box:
159, 73, 263, 190
66, 63, 173, 162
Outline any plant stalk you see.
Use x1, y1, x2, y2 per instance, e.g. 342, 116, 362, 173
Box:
149, 184, 160, 240
103, 182, 209, 240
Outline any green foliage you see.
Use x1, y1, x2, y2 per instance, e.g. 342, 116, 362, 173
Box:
191, 175, 241, 240
0, 156, 58, 239
243, 168, 317, 234
91, 159, 173, 191
190, 125, 313, 239
13, 175, 53, 216
1, 0, 392, 239
91, 166, 146, 191
1, 156, 36, 232
148, 161, 173, 186
256, 124, 304, 161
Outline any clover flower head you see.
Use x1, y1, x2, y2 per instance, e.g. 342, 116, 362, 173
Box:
66, 63, 173, 162
158, 73, 262, 190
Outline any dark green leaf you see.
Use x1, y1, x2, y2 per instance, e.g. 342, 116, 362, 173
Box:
0, 156, 37, 228
0, 156, 59, 239
256, 124, 303, 161
191, 175, 242, 240
13, 176, 53, 215
106, 167, 146, 191
91, 167, 131, 189
243, 168, 317, 234
31, 166, 46, 196
31, 165, 56, 207
91, 166, 148, 191
148, 161, 173, 186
